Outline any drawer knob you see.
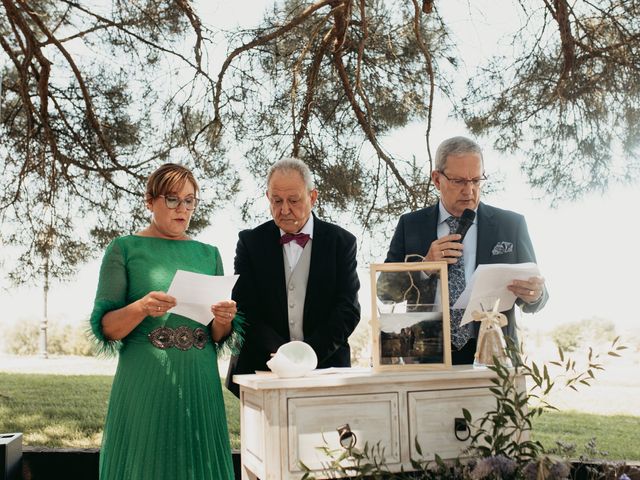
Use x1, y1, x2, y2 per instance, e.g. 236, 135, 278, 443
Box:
454, 417, 471, 441
337, 423, 357, 449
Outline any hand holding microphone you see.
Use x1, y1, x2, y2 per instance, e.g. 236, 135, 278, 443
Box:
424, 209, 476, 264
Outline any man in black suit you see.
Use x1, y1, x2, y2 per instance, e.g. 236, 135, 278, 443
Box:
226, 157, 361, 397
384, 136, 548, 364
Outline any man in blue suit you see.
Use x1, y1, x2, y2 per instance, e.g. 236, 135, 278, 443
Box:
384, 136, 548, 364
226, 158, 361, 397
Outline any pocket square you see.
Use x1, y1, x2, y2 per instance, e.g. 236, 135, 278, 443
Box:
491, 241, 513, 255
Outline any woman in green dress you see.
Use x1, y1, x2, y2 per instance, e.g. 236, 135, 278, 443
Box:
90, 163, 242, 479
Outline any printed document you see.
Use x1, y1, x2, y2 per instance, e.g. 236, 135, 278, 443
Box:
453, 262, 541, 326
167, 270, 239, 325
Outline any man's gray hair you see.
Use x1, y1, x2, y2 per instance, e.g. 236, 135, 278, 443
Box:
434, 136, 484, 171
267, 157, 315, 191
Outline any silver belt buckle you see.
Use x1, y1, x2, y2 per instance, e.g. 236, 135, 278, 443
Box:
148, 326, 208, 350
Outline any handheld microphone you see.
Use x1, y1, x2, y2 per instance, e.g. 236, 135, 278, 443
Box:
455, 208, 476, 242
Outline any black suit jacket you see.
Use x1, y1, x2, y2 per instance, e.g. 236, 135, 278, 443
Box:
384, 202, 548, 343
226, 215, 361, 397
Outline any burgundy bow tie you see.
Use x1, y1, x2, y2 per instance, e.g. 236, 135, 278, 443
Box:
279, 232, 310, 248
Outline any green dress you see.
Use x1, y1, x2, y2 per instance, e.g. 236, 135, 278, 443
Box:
89, 235, 242, 480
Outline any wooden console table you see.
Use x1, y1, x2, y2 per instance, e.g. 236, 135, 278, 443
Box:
234, 366, 525, 480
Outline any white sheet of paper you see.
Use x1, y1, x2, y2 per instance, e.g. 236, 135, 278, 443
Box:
453, 262, 541, 326
166, 270, 239, 325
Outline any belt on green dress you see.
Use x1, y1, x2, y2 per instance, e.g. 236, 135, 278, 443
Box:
148, 326, 209, 350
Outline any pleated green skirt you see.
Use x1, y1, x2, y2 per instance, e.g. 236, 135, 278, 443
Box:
99, 334, 234, 480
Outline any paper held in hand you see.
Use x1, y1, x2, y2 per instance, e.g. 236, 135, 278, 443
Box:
166, 270, 239, 325
453, 262, 541, 326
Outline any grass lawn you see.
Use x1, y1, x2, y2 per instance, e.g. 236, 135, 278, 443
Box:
0, 373, 110, 447
1, 372, 639, 461
0, 372, 241, 449
531, 411, 640, 461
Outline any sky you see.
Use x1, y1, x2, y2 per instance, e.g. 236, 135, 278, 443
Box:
1, 1, 639, 343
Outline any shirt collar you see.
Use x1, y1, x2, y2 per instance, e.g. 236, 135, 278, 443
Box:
438, 201, 477, 225
279, 214, 314, 238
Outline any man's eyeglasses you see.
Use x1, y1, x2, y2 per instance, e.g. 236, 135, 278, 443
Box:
158, 195, 199, 211
439, 171, 487, 188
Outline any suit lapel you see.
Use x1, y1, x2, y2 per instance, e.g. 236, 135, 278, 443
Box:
421, 206, 439, 257
304, 214, 325, 320
476, 202, 496, 267
264, 221, 288, 319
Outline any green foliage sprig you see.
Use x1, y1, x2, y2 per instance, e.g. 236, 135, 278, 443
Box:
302, 337, 628, 480
461, 337, 627, 464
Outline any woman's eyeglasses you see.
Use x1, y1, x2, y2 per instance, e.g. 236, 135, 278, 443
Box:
158, 195, 199, 211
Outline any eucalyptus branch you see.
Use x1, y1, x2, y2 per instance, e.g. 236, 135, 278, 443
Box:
541, 0, 576, 91
332, 49, 417, 208
289, 10, 334, 145
212, 0, 336, 132
360, 155, 383, 231
411, 0, 436, 206
59, 0, 211, 81
45, 92, 139, 194
330, 0, 352, 53
354, 0, 366, 89
175, 0, 203, 69
292, 26, 334, 157
55, 21, 131, 44
18, 0, 120, 167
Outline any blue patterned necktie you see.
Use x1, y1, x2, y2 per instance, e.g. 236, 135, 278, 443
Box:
446, 216, 472, 349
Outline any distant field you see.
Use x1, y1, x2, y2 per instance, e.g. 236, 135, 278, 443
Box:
1, 372, 638, 461
0, 372, 240, 450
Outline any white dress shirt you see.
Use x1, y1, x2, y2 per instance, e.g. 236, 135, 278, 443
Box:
280, 215, 314, 270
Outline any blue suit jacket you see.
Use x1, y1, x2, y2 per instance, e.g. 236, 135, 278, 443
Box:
384, 202, 548, 342
226, 214, 361, 397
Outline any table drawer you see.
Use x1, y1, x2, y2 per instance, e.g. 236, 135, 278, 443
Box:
408, 388, 495, 460
287, 392, 400, 473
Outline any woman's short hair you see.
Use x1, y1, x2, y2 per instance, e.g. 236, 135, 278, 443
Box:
146, 163, 199, 200
267, 157, 315, 191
